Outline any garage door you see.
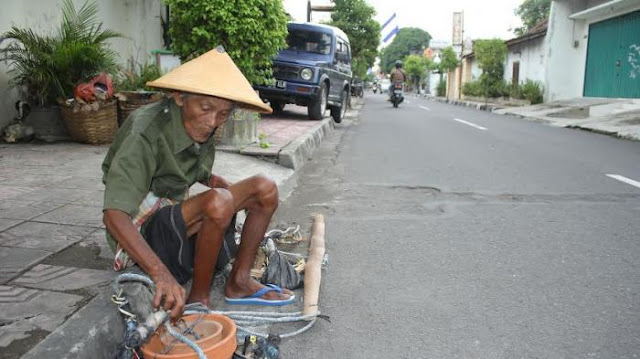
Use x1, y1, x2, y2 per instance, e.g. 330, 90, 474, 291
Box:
584, 10, 640, 98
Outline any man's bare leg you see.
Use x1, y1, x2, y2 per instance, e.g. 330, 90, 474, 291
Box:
225, 175, 292, 300
181, 188, 234, 305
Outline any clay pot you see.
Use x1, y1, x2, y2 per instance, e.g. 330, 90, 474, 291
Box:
141, 314, 237, 359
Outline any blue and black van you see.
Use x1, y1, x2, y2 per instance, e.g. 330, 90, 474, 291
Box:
256, 22, 352, 123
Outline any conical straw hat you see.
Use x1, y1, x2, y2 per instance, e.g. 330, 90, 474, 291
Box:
147, 47, 272, 114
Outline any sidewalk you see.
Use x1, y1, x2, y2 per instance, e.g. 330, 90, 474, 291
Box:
0, 100, 362, 359
493, 98, 640, 141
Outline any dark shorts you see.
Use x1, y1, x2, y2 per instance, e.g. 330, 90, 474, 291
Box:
143, 204, 237, 285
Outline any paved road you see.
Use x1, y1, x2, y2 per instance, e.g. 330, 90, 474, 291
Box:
275, 94, 640, 358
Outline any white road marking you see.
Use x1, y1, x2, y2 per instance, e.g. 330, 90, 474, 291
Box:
420, 106, 431, 111
606, 174, 640, 189
405, 100, 411, 104
453, 118, 487, 131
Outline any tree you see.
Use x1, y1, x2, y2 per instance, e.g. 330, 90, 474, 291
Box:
164, 0, 288, 85
403, 54, 431, 91
328, 0, 381, 79
434, 46, 458, 95
513, 0, 551, 36
474, 39, 508, 98
437, 46, 459, 75
380, 27, 431, 73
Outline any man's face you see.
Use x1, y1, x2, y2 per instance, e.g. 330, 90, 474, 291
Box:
174, 93, 234, 143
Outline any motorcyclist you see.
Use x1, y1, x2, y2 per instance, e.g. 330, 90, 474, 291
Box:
389, 60, 407, 100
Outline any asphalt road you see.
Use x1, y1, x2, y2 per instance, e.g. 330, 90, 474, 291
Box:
275, 94, 640, 358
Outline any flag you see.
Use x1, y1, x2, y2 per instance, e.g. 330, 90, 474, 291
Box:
381, 13, 399, 45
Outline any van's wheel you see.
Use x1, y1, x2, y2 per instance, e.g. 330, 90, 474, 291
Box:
331, 89, 348, 123
271, 101, 285, 114
308, 83, 327, 120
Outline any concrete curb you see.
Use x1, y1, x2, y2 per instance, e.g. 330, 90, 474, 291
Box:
278, 117, 334, 170
497, 111, 640, 142
428, 96, 505, 112
21, 290, 124, 359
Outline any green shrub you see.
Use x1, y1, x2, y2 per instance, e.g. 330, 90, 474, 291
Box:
509, 83, 524, 99
462, 80, 482, 97
436, 79, 446, 97
116, 62, 162, 91
165, 0, 288, 85
522, 79, 543, 104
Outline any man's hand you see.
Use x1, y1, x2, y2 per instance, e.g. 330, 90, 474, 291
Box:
104, 209, 187, 320
209, 174, 230, 189
150, 268, 186, 321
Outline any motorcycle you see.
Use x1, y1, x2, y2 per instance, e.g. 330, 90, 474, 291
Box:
351, 81, 364, 98
391, 81, 404, 108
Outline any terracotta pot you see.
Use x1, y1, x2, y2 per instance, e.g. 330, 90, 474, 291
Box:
141, 314, 236, 359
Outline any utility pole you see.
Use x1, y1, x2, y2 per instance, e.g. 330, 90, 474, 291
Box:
452, 11, 465, 100
307, 0, 334, 22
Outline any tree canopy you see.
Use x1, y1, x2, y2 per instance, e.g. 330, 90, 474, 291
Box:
513, 0, 551, 36
403, 54, 431, 87
437, 46, 459, 74
474, 39, 508, 98
328, 0, 381, 78
380, 27, 431, 73
165, 0, 288, 85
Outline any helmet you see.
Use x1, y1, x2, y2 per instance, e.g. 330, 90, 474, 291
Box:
395, 60, 403, 68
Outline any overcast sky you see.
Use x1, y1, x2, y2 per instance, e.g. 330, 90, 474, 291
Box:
283, 0, 525, 43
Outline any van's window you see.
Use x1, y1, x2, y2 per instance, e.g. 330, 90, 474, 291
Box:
286, 30, 332, 55
336, 38, 350, 63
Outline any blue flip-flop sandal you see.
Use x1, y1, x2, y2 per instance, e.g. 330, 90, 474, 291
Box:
225, 284, 295, 306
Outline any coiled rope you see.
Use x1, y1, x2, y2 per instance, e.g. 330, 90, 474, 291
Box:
113, 272, 320, 357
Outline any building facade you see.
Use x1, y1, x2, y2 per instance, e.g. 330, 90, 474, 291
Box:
545, 0, 640, 101
447, 0, 640, 103
504, 22, 547, 88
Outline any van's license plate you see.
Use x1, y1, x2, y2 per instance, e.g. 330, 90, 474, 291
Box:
276, 80, 286, 89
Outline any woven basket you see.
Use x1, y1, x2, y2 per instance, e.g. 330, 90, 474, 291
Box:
60, 100, 118, 145
116, 91, 164, 126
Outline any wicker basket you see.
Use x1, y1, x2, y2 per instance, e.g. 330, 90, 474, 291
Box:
60, 100, 118, 145
116, 91, 164, 126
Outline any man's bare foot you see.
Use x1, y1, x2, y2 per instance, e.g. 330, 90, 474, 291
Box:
224, 277, 293, 301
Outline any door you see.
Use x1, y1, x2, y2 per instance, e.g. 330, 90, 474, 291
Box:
512, 61, 520, 86
584, 11, 640, 98
330, 38, 350, 101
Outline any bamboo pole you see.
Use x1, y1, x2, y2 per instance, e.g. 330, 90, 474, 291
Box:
303, 214, 325, 319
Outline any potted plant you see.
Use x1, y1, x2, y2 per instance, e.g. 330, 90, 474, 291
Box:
1, 27, 68, 141
2, 0, 121, 144
55, 0, 121, 144
114, 62, 164, 126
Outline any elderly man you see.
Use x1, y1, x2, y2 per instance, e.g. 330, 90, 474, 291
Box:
102, 47, 293, 320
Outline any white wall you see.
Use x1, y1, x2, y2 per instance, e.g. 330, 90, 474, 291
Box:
505, 36, 546, 85
544, 1, 588, 101
545, 0, 640, 101
0, 0, 165, 130
469, 58, 481, 81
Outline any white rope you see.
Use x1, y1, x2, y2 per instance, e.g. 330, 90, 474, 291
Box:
164, 321, 207, 359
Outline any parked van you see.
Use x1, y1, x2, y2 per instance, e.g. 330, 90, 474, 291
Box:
256, 22, 352, 123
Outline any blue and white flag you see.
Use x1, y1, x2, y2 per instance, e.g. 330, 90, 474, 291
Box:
380, 13, 399, 45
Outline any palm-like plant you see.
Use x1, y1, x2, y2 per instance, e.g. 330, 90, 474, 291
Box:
2, 27, 59, 106
1, 0, 120, 106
